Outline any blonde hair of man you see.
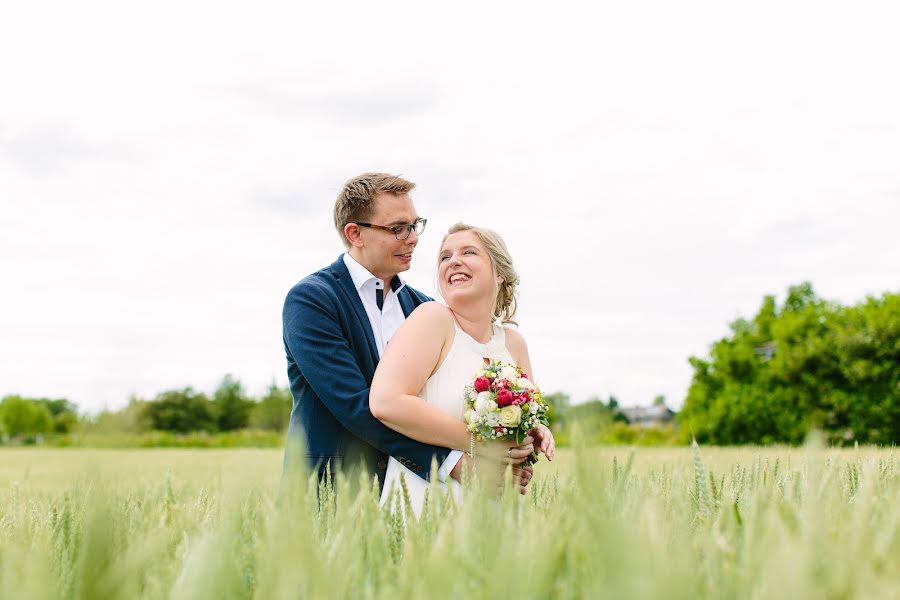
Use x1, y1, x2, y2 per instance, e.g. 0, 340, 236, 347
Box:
333, 173, 416, 249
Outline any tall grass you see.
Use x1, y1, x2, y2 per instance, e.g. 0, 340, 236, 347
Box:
0, 443, 897, 598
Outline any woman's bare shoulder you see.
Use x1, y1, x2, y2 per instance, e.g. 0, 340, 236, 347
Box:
406, 301, 455, 329
503, 325, 528, 351
503, 325, 532, 375
388, 302, 455, 375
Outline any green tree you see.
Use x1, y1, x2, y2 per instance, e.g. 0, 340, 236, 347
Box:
0, 395, 54, 437
562, 397, 619, 441
144, 388, 215, 433
34, 398, 79, 434
679, 283, 899, 445
250, 383, 293, 432
89, 396, 152, 434
543, 391, 571, 429
212, 375, 253, 432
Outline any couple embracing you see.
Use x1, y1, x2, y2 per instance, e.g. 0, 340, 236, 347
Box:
282, 172, 554, 512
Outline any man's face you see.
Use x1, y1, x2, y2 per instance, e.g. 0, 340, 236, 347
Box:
356, 192, 420, 280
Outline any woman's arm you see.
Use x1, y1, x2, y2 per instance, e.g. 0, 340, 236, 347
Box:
505, 326, 555, 460
504, 326, 534, 382
369, 303, 472, 451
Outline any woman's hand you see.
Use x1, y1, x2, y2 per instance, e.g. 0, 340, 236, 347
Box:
454, 440, 536, 495
476, 436, 534, 466
529, 424, 555, 461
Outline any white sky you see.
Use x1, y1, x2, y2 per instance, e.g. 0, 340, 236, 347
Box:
1, 0, 898, 413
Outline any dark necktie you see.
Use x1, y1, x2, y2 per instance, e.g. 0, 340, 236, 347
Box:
376, 287, 384, 311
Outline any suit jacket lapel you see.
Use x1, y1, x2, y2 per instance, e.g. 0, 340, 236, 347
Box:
329, 256, 380, 363
398, 287, 417, 318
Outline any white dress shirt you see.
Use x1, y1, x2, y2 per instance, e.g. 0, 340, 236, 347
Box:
342, 253, 462, 480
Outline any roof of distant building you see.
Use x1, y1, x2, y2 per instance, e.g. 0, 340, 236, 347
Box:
619, 404, 675, 423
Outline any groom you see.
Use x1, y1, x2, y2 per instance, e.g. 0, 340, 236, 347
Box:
282, 172, 530, 492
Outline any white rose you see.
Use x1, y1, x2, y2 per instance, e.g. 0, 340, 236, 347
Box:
474, 391, 494, 415
486, 412, 501, 427
529, 401, 539, 414
499, 405, 522, 428
485, 399, 498, 413
499, 365, 518, 381
465, 409, 479, 424
518, 377, 535, 390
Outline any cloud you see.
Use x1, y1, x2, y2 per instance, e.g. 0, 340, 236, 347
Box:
224, 73, 440, 124
244, 168, 354, 218
246, 162, 491, 220
0, 123, 145, 178
247, 188, 325, 217
403, 162, 494, 211
3, 2, 900, 414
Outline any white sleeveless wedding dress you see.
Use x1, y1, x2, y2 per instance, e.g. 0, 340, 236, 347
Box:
379, 322, 515, 515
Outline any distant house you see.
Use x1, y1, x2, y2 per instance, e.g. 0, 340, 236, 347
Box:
755, 341, 777, 361
618, 404, 676, 428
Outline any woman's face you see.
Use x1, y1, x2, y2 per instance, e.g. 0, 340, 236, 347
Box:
438, 230, 498, 309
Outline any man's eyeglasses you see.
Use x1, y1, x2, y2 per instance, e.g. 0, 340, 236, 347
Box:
355, 218, 427, 241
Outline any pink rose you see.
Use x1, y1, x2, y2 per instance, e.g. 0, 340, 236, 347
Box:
474, 377, 491, 392
497, 389, 514, 407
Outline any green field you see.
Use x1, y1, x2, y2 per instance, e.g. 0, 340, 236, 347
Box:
1, 445, 897, 598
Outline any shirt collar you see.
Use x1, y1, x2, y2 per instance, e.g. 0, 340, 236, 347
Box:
342, 253, 406, 293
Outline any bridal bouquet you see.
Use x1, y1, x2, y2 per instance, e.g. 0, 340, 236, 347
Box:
463, 359, 550, 464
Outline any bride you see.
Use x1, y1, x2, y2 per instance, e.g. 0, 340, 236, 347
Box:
370, 222, 555, 513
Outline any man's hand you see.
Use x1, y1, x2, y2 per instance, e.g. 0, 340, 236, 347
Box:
512, 464, 534, 495
449, 455, 535, 494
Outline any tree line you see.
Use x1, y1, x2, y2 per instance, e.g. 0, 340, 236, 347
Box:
3, 283, 897, 446
0, 376, 292, 442
0, 396, 79, 439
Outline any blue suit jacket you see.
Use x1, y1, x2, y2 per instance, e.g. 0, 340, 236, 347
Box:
282, 256, 451, 489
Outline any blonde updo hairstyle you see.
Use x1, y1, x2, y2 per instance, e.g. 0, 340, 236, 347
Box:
440, 222, 520, 325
